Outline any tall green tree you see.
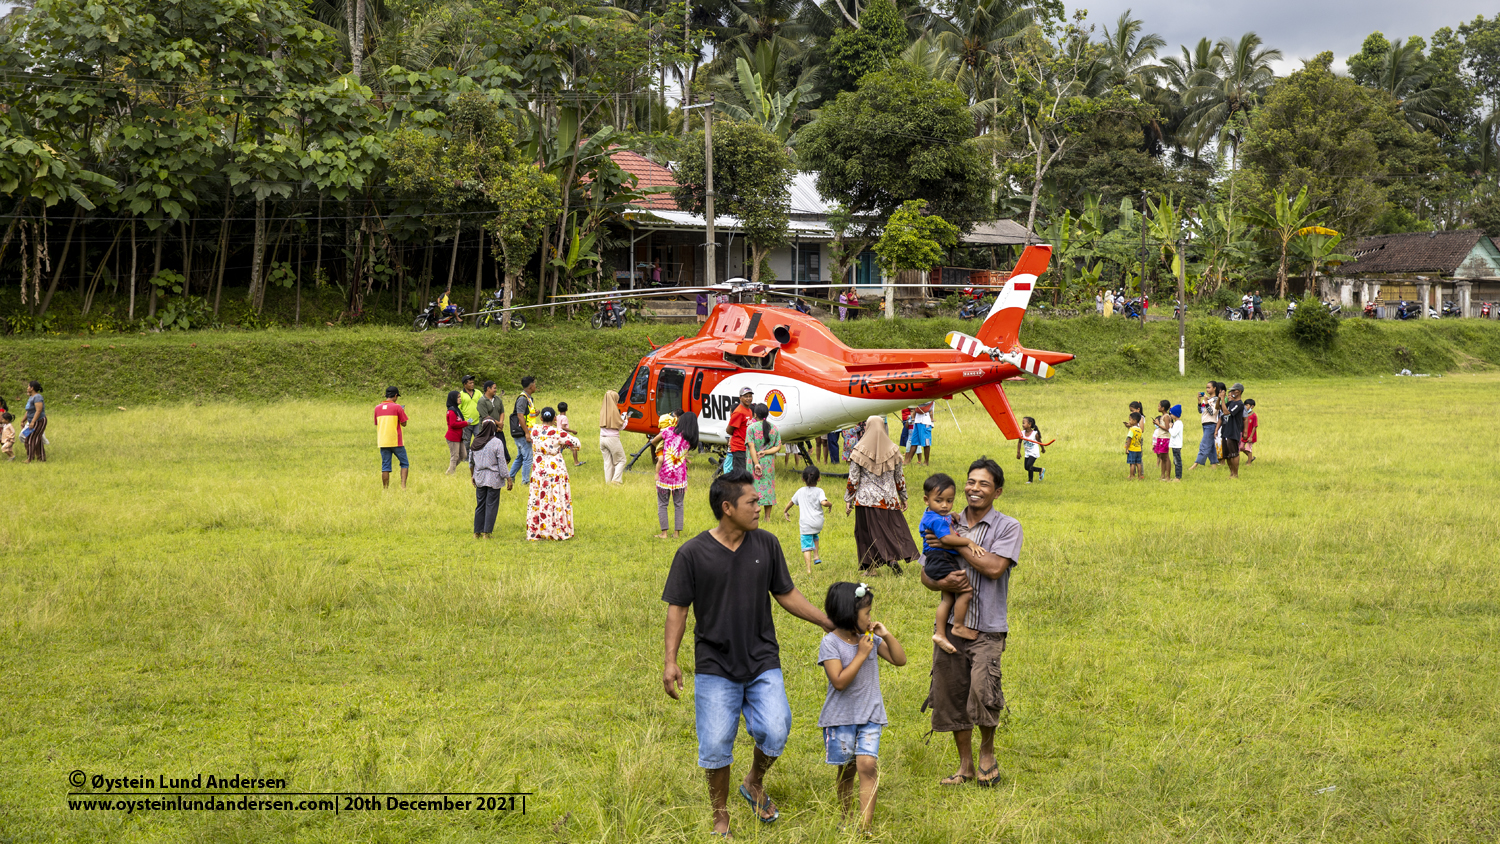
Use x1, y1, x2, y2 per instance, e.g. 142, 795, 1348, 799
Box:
873, 199, 959, 317
798, 62, 992, 283
673, 119, 793, 284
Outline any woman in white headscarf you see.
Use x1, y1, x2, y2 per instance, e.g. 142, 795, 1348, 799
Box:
599, 390, 627, 484
844, 415, 918, 574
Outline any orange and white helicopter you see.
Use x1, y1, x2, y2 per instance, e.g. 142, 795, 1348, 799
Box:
590, 244, 1072, 462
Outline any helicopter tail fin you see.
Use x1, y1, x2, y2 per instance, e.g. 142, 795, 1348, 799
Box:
976, 244, 1052, 351
972, 382, 1022, 440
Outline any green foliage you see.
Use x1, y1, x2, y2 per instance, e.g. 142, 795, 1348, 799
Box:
674, 119, 792, 283
1243, 57, 1413, 235
823, 0, 908, 95
873, 200, 960, 279
1189, 317, 1227, 368
799, 63, 991, 238
1288, 295, 1340, 348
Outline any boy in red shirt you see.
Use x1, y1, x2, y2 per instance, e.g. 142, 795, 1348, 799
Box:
1241, 399, 1258, 464
726, 387, 755, 473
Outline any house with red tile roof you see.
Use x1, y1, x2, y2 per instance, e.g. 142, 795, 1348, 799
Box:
606, 148, 1036, 297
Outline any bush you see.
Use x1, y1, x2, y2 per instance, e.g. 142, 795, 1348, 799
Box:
1189, 317, 1227, 368
1289, 295, 1339, 348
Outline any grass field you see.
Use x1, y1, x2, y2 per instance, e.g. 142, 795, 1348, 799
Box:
3, 374, 1498, 843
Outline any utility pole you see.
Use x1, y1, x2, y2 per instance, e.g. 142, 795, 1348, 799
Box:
1178, 235, 1187, 376
704, 95, 716, 287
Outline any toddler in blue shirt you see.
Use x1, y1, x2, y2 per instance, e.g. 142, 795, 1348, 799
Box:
919, 473, 986, 654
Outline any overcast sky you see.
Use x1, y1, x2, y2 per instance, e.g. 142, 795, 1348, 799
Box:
1077, 0, 1496, 73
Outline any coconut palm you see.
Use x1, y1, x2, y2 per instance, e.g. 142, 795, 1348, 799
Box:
1361, 37, 1450, 132
1159, 38, 1225, 158
1182, 31, 1282, 164
1098, 10, 1164, 90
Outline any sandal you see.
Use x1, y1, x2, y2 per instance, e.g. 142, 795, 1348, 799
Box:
977, 762, 1001, 787
939, 773, 972, 786
737, 784, 778, 823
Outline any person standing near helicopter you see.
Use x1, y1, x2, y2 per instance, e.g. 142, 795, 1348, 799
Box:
726, 387, 755, 474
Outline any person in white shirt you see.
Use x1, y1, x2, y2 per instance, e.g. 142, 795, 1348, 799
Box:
902, 402, 935, 466
1167, 403, 1184, 481
784, 465, 834, 573
1015, 416, 1046, 483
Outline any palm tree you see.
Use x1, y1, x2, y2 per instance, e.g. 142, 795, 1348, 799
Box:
1182, 31, 1282, 164
1098, 10, 1164, 90
1362, 37, 1450, 132
1160, 38, 1225, 158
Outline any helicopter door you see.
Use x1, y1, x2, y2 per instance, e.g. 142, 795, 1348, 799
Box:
622, 363, 652, 422
655, 367, 687, 420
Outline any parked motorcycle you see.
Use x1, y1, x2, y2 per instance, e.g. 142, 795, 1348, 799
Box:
412, 300, 464, 331
1323, 299, 1341, 316
1120, 298, 1145, 320
1441, 300, 1461, 318
1223, 304, 1247, 321
957, 287, 996, 320
1395, 300, 1434, 320
591, 298, 629, 329
474, 292, 527, 330
1482, 301, 1493, 318
1286, 300, 1297, 319
1363, 302, 1378, 318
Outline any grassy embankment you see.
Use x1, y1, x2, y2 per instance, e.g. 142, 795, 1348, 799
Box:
3, 316, 1500, 406
1, 372, 1498, 843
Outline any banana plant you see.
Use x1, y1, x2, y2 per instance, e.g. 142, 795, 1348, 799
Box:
1289, 227, 1355, 286
1241, 186, 1328, 298
548, 212, 601, 294
717, 57, 816, 143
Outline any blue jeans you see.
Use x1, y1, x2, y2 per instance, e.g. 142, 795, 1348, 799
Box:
693, 669, 791, 769
1194, 423, 1219, 465
380, 446, 409, 472
509, 436, 533, 483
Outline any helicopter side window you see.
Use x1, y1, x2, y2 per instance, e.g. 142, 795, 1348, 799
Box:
724, 351, 776, 371
691, 371, 705, 406
629, 365, 651, 405
656, 368, 686, 417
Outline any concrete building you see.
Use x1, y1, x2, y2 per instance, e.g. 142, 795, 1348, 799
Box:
1330, 230, 1500, 318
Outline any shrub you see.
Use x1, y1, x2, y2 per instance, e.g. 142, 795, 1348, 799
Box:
1289, 295, 1339, 348
1189, 317, 1227, 368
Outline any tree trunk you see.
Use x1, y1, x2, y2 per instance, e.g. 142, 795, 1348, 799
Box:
214, 192, 232, 315
250, 197, 266, 311
0, 198, 24, 270
149, 224, 164, 317
445, 225, 461, 295
37, 205, 81, 318
295, 234, 303, 327
181, 217, 192, 297
473, 227, 485, 312
346, 0, 364, 81
129, 218, 138, 321
82, 224, 124, 317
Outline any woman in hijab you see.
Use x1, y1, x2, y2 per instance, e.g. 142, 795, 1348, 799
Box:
527, 407, 582, 540
844, 415, 918, 574
599, 390, 627, 484
746, 403, 782, 521
445, 390, 469, 475
469, 419, 510, 538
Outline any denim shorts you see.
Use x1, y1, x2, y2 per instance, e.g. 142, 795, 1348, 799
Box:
800, 533, 820, 551
380, 446, 409, 471
823, 722, 883, 765
693, 669, 791, 769
1125, 451, 1142, 465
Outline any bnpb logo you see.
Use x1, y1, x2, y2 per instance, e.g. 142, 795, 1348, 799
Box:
765, 389, 787, 418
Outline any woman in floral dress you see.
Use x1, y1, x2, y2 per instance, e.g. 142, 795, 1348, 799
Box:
746, 403, 782, 521
649, 412, 699, 538
526, 407, 582, 541
844, 415, 918, 574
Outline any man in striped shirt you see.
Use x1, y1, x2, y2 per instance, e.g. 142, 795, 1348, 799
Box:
375, 386, 410, 489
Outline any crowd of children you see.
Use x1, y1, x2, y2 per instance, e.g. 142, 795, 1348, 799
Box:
1121, 388, 1258, 479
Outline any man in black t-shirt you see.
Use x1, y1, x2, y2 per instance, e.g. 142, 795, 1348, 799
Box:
1217, 382, 1247, 479
663, 470, 833, 837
